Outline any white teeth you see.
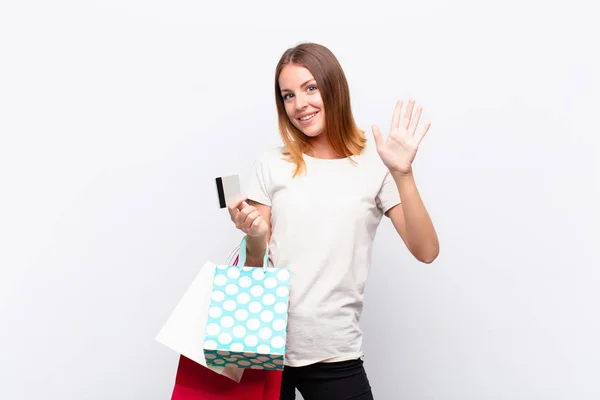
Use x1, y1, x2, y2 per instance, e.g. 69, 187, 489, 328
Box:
299, 113, 316, 121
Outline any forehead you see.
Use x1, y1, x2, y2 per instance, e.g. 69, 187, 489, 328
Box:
279, 64, 315, 90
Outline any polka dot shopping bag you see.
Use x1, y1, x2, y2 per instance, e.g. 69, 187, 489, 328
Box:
156, 237, 285, 399
203, 236, 291, 370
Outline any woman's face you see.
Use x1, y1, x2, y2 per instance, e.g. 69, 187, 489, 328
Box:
278, 64, 325, 138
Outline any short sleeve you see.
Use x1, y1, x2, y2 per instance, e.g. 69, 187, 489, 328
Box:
376, 170, 401, 214
245, 154, 272, 206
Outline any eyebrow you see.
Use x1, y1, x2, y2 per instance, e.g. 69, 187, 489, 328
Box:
280, 79, 316, 93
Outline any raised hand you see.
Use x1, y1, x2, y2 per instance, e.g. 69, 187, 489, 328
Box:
372, 99, 432, 175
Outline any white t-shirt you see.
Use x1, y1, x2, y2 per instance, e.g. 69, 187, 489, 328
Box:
245, 137, 401, 367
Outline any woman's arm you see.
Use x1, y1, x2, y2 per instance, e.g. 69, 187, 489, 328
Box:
372, 99, 439, 263
386, 171, 439, 263
244, 200, 272, 267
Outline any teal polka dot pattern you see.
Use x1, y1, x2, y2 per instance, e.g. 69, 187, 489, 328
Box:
204, 350, 284, 370
203, 265, 291, 370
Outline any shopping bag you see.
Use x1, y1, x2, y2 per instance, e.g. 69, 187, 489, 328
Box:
171, 354, 282, 400
155, 259, 244, 382
203, 236, 291, 370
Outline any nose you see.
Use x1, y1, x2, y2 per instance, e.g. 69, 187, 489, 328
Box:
294, 93, 308, 111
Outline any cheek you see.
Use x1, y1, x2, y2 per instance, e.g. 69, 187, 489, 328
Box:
316, 108, 325, 125
284, 104, 296, 121
314, 93, 324, 109
313, 99, 325, 120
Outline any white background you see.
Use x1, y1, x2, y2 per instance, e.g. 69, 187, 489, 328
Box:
1, 0, 598, 399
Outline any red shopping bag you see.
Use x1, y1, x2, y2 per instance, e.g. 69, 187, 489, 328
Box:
171, 355, 282, 400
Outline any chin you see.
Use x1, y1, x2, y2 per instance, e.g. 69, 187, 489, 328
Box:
303, 131, 322, 138
298, 125, 324, 138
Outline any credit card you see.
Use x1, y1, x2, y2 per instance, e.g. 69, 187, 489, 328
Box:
215, 175, 241, 208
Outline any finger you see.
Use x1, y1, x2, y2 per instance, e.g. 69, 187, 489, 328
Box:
233, 204, 252, 226
243, 212, 262, 233
408, 106, 422, 136
237, 205, 256, 223
250, 216, 263, 230
228, 205, 239, 220
241, 209, 260, 229
390, 100, 403, 131
415, 121, 432, 145
228, 204, 241, 221
228, 196, 246, 214
237, 200, 250, 212
236, 202, 255, 223
402, 99, 415, 130
371, 125, 384, 150
247, 216, 265, 237
234, 210, 249, 229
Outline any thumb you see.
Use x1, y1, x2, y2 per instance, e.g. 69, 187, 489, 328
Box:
231, 196, 249, 211
371, 125, 384, 150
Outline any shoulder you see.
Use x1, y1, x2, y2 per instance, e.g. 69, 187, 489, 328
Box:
253, 146, 287, 167
251, 146, 298, 180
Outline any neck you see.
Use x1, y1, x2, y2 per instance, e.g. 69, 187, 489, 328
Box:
307, 135, 341, 159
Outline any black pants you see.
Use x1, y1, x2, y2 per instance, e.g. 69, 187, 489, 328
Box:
280, 358, 374, 400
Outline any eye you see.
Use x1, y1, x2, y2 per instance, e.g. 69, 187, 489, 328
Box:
307, 85, 318, 92
282, 93, 294, 101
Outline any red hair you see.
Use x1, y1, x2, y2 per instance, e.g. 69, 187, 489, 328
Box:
274, 43, 366, 177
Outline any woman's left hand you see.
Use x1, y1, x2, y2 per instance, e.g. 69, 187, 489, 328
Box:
372, 99, 432, 175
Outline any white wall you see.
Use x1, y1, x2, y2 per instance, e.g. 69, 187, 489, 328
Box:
1, 1, 598, 399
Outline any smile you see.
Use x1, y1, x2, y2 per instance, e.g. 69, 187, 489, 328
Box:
298, 112, 317, 121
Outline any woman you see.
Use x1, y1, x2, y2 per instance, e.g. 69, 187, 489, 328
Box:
227, 43, 439, 400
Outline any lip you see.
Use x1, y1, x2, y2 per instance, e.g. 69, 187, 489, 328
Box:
296, 111, 319, 124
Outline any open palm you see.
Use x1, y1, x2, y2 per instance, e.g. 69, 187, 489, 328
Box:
372, 99, 431, 175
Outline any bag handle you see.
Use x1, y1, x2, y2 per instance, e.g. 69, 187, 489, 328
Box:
236, 236, 269, 270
